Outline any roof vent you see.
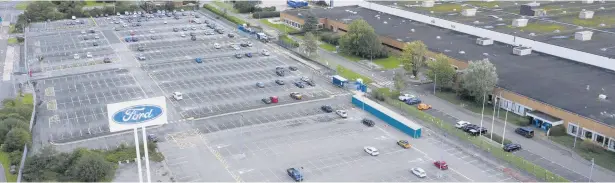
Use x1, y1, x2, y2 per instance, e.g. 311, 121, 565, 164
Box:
512, 19, 528, 27
459, 51, 466, 54
600, 6, 605, 10
436, 36, 441, 39
384, 21, 388, 24
513, 46, 532, 56
599, 94, 607, 100
411, 29, 415, 32
575, 31, 593, 41
476, 37, 494, 46
529, 33, 536, 36
579, 10, 594, 19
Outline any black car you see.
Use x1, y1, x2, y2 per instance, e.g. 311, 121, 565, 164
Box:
103, 57, 111, 63
468, 127, 488, 136
190, 32, 196, 36
93, 42, 99, 46
276, 70, 285, 76
275, 80, 285, 85
89, 29, 95, 33
321, 105, 333, 113
305, 80, 315, 86
262, 98, 272, 104
503, 143, 522, 152
288, 66, 298, 71
147, 134, 159, 142
228, 33, 235, 38
362, 118, 375, 127
461, 124, 478, 132
173, 28, 179, 32
138, 47, 145, 51
294, 82, 305, 88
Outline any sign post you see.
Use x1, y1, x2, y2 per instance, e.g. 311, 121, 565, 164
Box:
107, 96, 168, 183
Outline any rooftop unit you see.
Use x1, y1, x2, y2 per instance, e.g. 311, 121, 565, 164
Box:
512, 19, 528, 27
476, 38, 493, 46
422, 1, 435, 8
520, 3, 546, 16
579, 10, 594, 19
461, 9, 477, 16
575, 31, 593, 41
582, 0, 594, 4
513, 46, 532, 56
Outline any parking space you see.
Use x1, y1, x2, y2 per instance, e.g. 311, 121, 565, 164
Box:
33, 69, 147, 143
155, 96, 507, 182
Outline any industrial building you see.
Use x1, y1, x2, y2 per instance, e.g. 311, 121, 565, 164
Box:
280, 3, 615, 151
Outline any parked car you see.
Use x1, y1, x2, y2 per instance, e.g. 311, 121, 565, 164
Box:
335, 110, 348, 118
262, 97, 272, 104
410, 168, 427, 178
228, 33, 235, 38
286, 168, 303, 182
275, 80, 285, 85
256, 82, 265, 88
434, 161, 448, 170
321, 105, 333, 113
288, 66, 298, 71
245, 52, 253, 58
397, 140, 411, 149
262, 49, 270, 56
515, 127, 535, 138
172, 92, 183, 100
235, 53, 243, 58
364, 146, 379, 156
405, 98, 422, 105
362, 118, 375, 127
294, 81, 305, 88
290, 92, 302, 100
103, 57, 111, 63
503, 143, 522, 152
417, 103, 431, 110
455, 121, 471, 129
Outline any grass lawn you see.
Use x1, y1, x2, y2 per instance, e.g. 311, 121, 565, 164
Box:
22, 93, 33, 105
7, 38, 18, 44
564, 16, 615, 28
15, 1, 29, 10
372, 56, 401, 69
336, 65, 373, 84
84, 0, 106, 7
435, 91, 531, 127
516, 23, 566, 33
419, 3, 465, 12
465, 1, 500, 8
203, 4, 246, 25
380, 95, 567, 182
259, 19, 297, 34
340, 53, 363, 62
8, 24, 16, 34
0, 151, 18, 182
212, 1, 238, 13
550, 135, 615, 172
319, 43, 337, 52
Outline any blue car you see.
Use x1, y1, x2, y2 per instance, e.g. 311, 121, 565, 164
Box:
195, 57, 202, 63
405, 98, 421, 105
286, 168, 303, 182
245, 52, 253, 57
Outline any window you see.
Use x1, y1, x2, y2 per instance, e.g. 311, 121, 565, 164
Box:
568, 123, 579, 136
596, 134, 605, 146
584, 130, 594, 139
608, 138, 615, 151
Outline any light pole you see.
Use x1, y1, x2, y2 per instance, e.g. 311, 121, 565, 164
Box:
479, 93, 486, 136
589, 158, 594, 182
433, 73, 437, 94
490, 91, 501, 140
573, 122, 580, 148
501, 109, 509, 147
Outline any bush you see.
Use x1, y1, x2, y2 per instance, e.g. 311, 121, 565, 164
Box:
487, 133, 513, 145
252, 11, 280, 19
320, 32, 341, 45
580, 141, 604, 154
9, 150, 22, 166
548, 125, 566, 136
260, 6, 276, 11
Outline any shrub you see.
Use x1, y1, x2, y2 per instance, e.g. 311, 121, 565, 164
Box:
320, 32, 341, 45
9, 150, 23, 166
548, 125, 566, 136
580, 141, 604, 154
487, 133, 513, 145
252, 11, 280, 19
260, 6, 276, 11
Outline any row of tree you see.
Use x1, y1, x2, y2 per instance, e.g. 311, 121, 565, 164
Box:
22, 147, 116, 182
0, 97, 34, 169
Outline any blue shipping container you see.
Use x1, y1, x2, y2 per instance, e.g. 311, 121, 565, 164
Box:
352, 95, 422, 138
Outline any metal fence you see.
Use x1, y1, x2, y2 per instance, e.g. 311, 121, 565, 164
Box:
17, 80, 37, 182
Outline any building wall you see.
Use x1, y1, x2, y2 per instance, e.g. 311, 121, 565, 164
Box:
281, 12, 615, 150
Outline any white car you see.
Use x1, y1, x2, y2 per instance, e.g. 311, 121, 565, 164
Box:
364, 146, 379, 156
149, 29, 155, 33
94, 35, 100, 39
86, 52, 93, 58
214, 43, 221, 49
410, 168, 427, 178
398, 94, 416, 101
81, 30, 86, 34
261, 49, 270, 56
231, 45, 240, 50
191, 27, 197, 30
172, 92, 183, 100
73, 54, 80, 59
455, 121, 471, 128
336, 110, 348, 118
164, 21, 168, 24
181, 33, 186, 37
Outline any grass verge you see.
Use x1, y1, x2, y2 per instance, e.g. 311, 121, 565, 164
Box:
550, 135, 615, 172
84, 1, 106, 7
279, 35, 299, 48
515, 23, 566, 33
259, 19, 297, 34
372, 56, 401, 69
319, 43, 337, 52
203, 4, 246, 25
21, 93, 33, 105
435, 91, 530, 127
8, 24, 16, 34
465, 1, 500, 8
15, 2, 29, 10
380, 96, 568, 182
419, 3, 465, 12
212, 1, 238, 13
564, 16, 615, 28
0, 151, 18, 182
336, 65, 373, 84
7, 38, 18, 45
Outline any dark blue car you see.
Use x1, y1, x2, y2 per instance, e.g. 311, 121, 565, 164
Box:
195, 58, 202, 63
286, 168, 303, 182
503, 143, 522, 152
405, 98, 421, 105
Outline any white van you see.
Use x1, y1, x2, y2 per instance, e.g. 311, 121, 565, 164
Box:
72, 16, 76, 20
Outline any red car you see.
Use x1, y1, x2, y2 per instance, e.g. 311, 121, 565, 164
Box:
434, 161, 448, 170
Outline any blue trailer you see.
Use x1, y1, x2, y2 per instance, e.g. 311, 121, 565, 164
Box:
332, 75, 348, 87
287, 0, 308, 8
238, 24, 255, 34
352, 94, 422, 138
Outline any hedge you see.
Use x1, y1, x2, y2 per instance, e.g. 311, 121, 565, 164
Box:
203, 4, 246, 25
252, 11, 280, 19
320, 32, 341, 45
488, 133, 513, 145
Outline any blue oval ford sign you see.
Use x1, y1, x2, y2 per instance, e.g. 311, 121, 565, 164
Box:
112, 105, 163, 124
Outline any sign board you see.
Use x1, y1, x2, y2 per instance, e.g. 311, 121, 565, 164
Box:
107, 96, 168, 132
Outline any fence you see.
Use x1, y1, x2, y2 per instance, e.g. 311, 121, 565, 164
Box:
17, 81, 37, 182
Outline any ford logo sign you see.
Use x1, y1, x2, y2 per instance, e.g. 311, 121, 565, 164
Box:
112, 105, 163, 124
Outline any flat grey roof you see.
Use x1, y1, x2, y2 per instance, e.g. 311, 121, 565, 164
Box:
285, 6, 615, 127
370, 1, 615, 58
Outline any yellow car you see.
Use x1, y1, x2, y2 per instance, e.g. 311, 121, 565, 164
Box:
290, 92, 302, 100
417, 103, 432, 110
397, 140, 411, 149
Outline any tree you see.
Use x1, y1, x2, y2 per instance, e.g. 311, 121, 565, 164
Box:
426, 54, 456, 89
401, 41, 428, 76
461, 58, 499, 102
233, 1, 260, 13
302, 11, 319, 33
302, 32, 318, 57
0, 117, 29, 142
393, 72, 405, 92
3, 128, 32, 152
22, 147, 72, 182
67, 152, 115, 182
339, 19, 387, 59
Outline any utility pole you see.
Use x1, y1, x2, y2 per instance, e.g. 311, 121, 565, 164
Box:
491, 91, 501, 140
479, 93, 486, 136
433, 73, 437, 94
589, 158, 594, 182
502, 109, 509, 147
